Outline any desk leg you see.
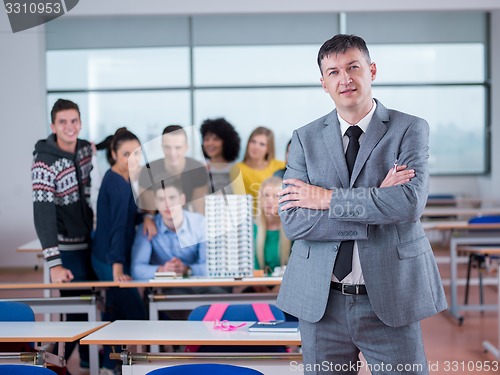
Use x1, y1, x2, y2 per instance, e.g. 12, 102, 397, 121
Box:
89, 344, 99, 375
149, 292, 160, 353
43, 261, 51, 321
88, 296, 99, 375
482, 266, 500, 359
448, 237, 464, 324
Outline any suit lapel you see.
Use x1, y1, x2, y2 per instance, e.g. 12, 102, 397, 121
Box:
350, 102, 389, 186
322, 111, 350, 188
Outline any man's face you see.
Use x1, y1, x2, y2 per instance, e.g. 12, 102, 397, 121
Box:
320, 48, 376, 115
50, 109, 81, 149
155, 186, 185, 224
162, 133, 188, 169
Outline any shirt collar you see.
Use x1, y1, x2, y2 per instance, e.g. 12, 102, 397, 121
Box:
157, 213, 186, 234
338, 100, 377, 137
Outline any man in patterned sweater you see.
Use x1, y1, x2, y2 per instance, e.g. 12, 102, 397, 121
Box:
31, 98, 94, 369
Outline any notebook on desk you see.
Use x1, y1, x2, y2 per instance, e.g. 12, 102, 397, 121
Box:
248, 321, 299, 333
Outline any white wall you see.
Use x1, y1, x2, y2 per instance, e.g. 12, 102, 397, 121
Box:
0, 10, 47, 267
1, 2, 500, 267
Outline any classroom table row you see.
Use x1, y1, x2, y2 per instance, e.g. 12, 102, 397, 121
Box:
0, 320, 302, 375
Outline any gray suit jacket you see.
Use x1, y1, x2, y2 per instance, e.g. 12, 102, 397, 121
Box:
277, 99, 447, 328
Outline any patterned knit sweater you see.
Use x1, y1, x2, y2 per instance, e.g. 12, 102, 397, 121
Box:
32, 134, 93, 268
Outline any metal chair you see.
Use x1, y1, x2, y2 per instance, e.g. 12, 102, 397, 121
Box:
0, 364, 57, 374
187, 303, 285, 321
463, 215, 500, 306
187, 303, 287, 353
0, 301, 36, 352
0, 301, 35, 322
146, 363, 264, 375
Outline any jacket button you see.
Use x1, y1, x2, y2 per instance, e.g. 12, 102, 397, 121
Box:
333, 246, 338, 251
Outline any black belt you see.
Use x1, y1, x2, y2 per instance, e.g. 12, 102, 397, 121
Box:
331, 282, 367, 295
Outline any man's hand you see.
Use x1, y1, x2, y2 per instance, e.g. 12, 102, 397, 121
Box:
160, 258, 188, 276
50, 265, 74, 283
143, 215, 158, 240
278, 178, 332, 211
380, 165, 415, 188
112, 263, 132, 282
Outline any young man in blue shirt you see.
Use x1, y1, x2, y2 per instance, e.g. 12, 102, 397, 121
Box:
131, 178, 207, 280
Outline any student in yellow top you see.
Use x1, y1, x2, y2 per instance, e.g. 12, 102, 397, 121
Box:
231, 127, 285, 212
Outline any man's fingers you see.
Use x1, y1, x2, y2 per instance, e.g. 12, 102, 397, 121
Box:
282, 178, 304, 187
279, 193, 300, 203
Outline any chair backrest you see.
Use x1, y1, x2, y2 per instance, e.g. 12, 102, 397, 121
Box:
0, 301, 35, 322
188, 303, 285, 322
146, 364, 264, 375
0, 365, 57, 374
469, 215, 500, 224
0, 301, 36, 352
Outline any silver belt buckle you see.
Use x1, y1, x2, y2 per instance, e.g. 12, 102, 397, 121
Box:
341, 283, 356, 295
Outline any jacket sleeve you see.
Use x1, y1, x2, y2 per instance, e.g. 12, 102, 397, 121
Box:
32, 158, 63, 268
279, 119, 429, 241
105, 178, 131, 265
328, 118, 429, 225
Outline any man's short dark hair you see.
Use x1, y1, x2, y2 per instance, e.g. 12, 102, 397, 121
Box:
50, 98, 81, 124
317, 34, 371, 75
162, 125, 186, 137
152, 178, 183, 195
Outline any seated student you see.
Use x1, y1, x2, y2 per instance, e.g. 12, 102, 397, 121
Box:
254, 176, 291, 275
235, 177, 291, 295
131, 178, 227, 295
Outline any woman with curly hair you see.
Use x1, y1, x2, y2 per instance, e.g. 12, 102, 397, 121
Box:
200, 117, 241, 193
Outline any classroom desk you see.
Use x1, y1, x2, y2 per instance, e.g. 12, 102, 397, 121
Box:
422, 207, 500, 219
16, 239, 45, 282
459, 246, 500, 359
0, 281, 118, 321
123, 277, 281, 319
0, 321, 108, 374
0, 281, 118, 371
430, 223, 500, 324
80, 320, 302, 375
122, 277, 282, 353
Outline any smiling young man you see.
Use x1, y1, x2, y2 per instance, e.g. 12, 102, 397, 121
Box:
137, 125, 209, 239
31, 98, 94, 369
277, 34, 446, 374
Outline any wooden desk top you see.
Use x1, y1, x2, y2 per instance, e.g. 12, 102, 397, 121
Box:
124, 276, 282, 288
80, 320, 300, 346
427, 222, 500, 231
422, 207, 500, 218
458, 246, 500, 255
16, 239, 42, 252
0, 321, 109, 342
0, 281, 119, 290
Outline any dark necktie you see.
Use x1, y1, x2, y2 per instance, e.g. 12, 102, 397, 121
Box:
333, 125, 363, 281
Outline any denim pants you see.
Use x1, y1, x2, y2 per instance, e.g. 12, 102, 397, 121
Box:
91, 255, 147, 369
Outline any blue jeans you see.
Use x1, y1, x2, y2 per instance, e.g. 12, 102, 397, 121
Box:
92, 255, 146, 369
54, 249, 94, 364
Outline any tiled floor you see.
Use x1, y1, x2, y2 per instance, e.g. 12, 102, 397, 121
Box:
1, 244, 499, 374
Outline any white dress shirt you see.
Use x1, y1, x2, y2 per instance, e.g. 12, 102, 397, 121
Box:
332, 100, 377, 285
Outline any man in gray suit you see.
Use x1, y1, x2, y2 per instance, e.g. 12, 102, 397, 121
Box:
277, 34, 446, 374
